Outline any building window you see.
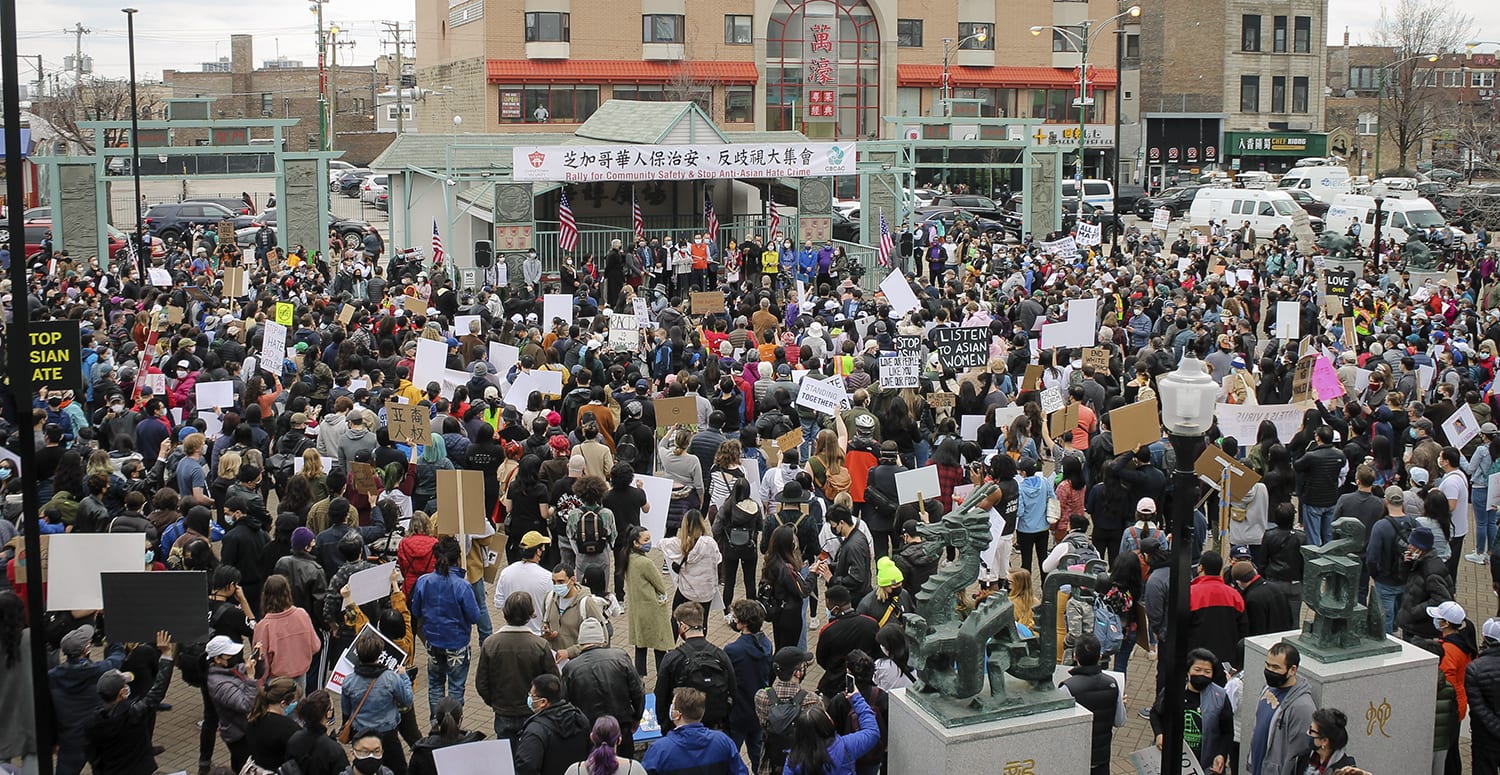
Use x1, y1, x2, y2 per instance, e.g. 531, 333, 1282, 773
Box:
260, 93, 273, 114
897, 19, 923, 47
958, 22, 993, 50
1241, 15, 1261, 52
642, 14, 684, 43
384, 104, 413, 122
1293, 16, 1311, 53
1240, 75, 1260, 112
725, 86, 753, 122
1273, 16, 1287, 52
954, 87, 1017, 118
1474, 71, 1496, 88
1356, 112, 1377, 135
765, 0, 881, 140
1123, 33, 1139, 60
1442, 70, 1464, 87
1052, 25, 1084, 53
613, 85, 665, 101
1271, 76, 1286, 112
725, 15, 752, 45
497, 84, 599, 123
1030, 88, 1089, 121
524, 12, 570, 42
1349, 66, 1377, 90
1292, 77, 1308, 113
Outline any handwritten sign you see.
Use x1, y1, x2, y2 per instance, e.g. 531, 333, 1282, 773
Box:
927, 392, 956, 410
1083, 347, 1111, 373
880, 336, 922, 389
775, 427, 804, 456
795, 374, 851, 417
1311, 356, 1345, 401
690, 292, 723, 316
275, 301, 295, 327
928, 326, 990, 369
385, 400, 429, 446
609, 314, 639, 350
1291, 354, 1316, 403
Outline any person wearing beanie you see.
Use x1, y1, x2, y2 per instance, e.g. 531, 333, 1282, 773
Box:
855, 557, 914, 627
1397, 527, 1455, 642
83, 632, 177, 775
274, 524, 329, 679
50, 624, 129, 775
1465, 618, 1500, 774
559, 616, 645, 759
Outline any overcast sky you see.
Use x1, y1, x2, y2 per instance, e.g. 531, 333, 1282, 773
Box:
11, 0, 1500, 89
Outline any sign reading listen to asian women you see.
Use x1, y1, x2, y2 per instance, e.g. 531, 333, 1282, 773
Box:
511, 143, 856, 182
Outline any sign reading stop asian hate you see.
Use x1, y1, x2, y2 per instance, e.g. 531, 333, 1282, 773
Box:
29, 321, 84, 394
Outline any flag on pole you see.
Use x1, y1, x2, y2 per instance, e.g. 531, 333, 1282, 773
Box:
559, 188, 579, 253
704, 188, 719, 241
768, 204, 781, 240
430, 219, 445, 265
632, 186, 645, 242
877, 209, 894, 269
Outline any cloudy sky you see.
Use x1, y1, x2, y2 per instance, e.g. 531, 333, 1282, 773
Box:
11, 0, 1500, 88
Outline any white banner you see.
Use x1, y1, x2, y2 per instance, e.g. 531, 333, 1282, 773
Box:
1152, 207, 1171, 231
1214, 403, 1313, 447
1075, 222, 1102, 247
1041, 236, 1078, 259
511, 142, 857, 182
1039, 298, 1098, 350
260, 321, 286, 375
795, 374, 851, 416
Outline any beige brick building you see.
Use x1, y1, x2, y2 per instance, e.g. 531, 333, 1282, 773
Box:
413, 0, 1124, 174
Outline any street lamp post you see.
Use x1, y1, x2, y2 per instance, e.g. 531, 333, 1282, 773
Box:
940, 27, 989, 118
1373, 52, 1439, 176
1031, 5, 1140, 224
313, 0, 329, 152
1155, 354, 1219, 775
1372, 196, 1384, 270
122, 7, 145, 278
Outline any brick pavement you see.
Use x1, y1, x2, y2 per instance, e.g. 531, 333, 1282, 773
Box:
112, 543, 1496, 774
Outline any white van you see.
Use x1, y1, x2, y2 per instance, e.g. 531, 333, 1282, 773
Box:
1325, 192, 1450, 244
1277, 163, 1352, 203
1062, 178, 1116, 214
1188, 188, 1316, 245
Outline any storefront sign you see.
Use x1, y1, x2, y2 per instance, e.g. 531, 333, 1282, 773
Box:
1030, 125, 1116, 150
512, 142, 855, 182
802, 11, 837, 123
500, 90, 522, 119
1225, 132, 1329, 157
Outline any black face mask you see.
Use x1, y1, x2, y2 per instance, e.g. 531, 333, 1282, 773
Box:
1188, 675, 1212, 691
352, 757, 383, 775
1263, 668, 1291, 688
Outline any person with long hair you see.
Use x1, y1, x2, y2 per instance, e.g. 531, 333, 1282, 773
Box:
783, 683, 881, 775
1008, 567, 1038, 634
619, 525, 673, 676
1054, 456, 1087, 544
1466, 429, 1500, 565
0, 591, 35, 775
657, 427, 702, 538
1246, 419, 1280, 475
564, 716, 647, 775
409, 536, 484, 723
285, 690, 350, 775
760, 523, 812, 651
506, 455, 554, 565
408, 697, 485, 775
871, 624, 914, 691
413, 433, 455, 515
659, 509, 721, 626
254, 574, 321, 683
398, 512, 439, 599
809, 429, 849, 501
244, 677, 303, 772
713, 477, 763, 615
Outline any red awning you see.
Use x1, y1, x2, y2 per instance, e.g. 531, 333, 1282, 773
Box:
897, 64, 1118, 90
488, 59, 760, 85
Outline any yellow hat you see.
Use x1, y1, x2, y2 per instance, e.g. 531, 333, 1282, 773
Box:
520, 530, 552, 549
876, 556, 904, 588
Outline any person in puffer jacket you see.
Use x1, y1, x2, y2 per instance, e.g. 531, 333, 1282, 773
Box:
1465, 618, 1500, 775
783, 688, 881, 775
512, 674, 591, 775
204, 635, 260, 773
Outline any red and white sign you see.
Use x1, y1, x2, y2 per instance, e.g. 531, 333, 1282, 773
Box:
1149, 147, 1161, 161
1205, 146, 1217, 161
1167, 147, 1180, 161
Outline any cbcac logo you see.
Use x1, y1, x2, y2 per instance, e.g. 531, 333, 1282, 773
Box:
528, 150, 546, 169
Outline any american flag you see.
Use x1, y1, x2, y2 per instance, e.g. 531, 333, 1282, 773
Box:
632, 186, 645, 242
430, 219, 445, 264
877, 209, 894, 269
704, 188, 719, 242
768, 204, 781, 240
558, 188, 579, 253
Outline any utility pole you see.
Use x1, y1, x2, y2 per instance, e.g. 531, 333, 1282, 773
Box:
313, 0, 328, 151
328, 28, 356, 149
68, 22, 89, 86
382, 21, 413, 134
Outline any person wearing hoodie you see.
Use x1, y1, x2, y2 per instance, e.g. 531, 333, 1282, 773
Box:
82, 631, 176, 775
337, 411, 380, 474
1397, 527, 1455, 642
407, 697, 485, 775
1014, 458, 1052, 574
1414, 601, 1476, 775
723, 600, 773, 766
50, 625, 128, 775
204, 635, 260, 772
221, 493, 271, 617
1247, 640, 1316, 775
513, 674, 591, 775
640, 687, 749, 775
891, 520, 937, 594
409, 537, 484, 722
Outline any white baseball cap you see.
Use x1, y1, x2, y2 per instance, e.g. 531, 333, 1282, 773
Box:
205, 635, 243, 659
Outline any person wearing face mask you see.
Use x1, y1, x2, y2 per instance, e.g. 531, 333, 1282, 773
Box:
1247, 641, 1316, 775
641, 687, 748, 775
82, 631, 176, 775
343, 732, 395, 775
204, 634, 260, 772
244, 677, 303, 772
1149, 648, 1231, 773
1291, 708, 1357, 774
339, 633, 416, 775
512, 674, 591, 775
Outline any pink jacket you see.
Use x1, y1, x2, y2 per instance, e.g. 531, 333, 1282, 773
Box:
253, 607, 321, 680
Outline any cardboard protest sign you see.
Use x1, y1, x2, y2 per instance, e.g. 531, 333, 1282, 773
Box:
959, 414, 985, 441
435, 469, 488, 537
1022, 365, 1045, 392
1215, 402, 1311, 446
894, 466, 941, 505
1193, 445, 1262, 502
927, 392, 956, 410
795, 374, 851, 416
776, 427, 805, 456
413, 338, 449, 390
1040, 298, 1098, 351
690, 292, 722, 315
216, 220, 236, 244
351, 461, 382, 494
165, 306, 185, 326
654, 396, 699, 428
1075, 221, 1102, 247
1084, 347, 1112, 373
338, 304, 356, 325
928, 326, 990, 369
9, 534, 46, 584
403, 295, 428, 315
1151, 208, 1171, 231
1290, 355, 1317, 404
1049, 404, 1079, 440
101, 571, 210, 645
347, 562, 397, 606
274, 302, 295, 327
1109, 398, 1160, 454
45, 534, 145, 610
1040, 388, 1065, 416
326, 624, 407, 693
542, 294, 573, 327
1342, 316, 1357, 349
880, 336, 922, 389
385, 400, 430, 446
195, 380, 235, 410
609, 314, 639, 350
1130, 744, 1207, 775
148, 268, 172, 286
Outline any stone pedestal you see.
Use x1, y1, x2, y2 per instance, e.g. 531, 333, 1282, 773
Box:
1240, 632, 1437, 775
888, 687, 1093, 775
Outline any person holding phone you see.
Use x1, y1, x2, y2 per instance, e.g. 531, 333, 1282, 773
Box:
205, 634, 261, 772
782, 671, 882, 775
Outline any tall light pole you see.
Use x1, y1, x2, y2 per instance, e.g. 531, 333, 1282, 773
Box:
327, 24, 340, 151
1373, 52, 1438, 176
1155, 354, 1218, 775
122, 7, 145, 277
940, 26, 989, 117
1032, 4, 1141, 223
312, 1, 330, 151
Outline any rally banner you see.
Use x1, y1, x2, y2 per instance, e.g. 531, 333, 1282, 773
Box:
928, 326, 991, 369
511, 142, 856, 182
880, 336, 922, 389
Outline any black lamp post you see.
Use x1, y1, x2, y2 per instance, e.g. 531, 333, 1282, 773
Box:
1372, 195, 1384, 273
123, 7, 145, 278
1156, 353, 1217, 775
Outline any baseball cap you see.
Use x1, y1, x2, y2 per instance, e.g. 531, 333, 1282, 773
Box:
290, 412, 308, 427
1483, 422, 1500, 436
1410, 467, 1430, 486
1229, 545, 1253, 560
773, 646, 814, 674
61, 624, 96, 658
1136, 497, 1156, 514
1427, 601, 1466, 626
97, 669, 134, 700
205, 635, 243, 660
520, 530, 551, 549
1486, 618, 1500, 643
1385, 485, 1405, 504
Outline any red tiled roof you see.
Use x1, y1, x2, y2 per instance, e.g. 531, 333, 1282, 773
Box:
487, 59, 760, 85
897, 64, 1118, 90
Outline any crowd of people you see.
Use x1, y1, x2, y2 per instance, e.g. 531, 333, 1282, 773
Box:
0, 194, 1496, 775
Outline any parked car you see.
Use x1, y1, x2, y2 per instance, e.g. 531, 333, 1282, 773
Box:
375, 192, 389, 213
360, 175, 389, 204
237, 207, 372, 245
143, 201, 240, 242
328, 160, 357, 188
931, 195, 1009, 220
1285, 189, 1330, 219
909, 188, 943, 208
1113, 184, 1148, 215
1416, 181, 1449, 198
22, 206, 49, 221
831, 209, 860, 242
913, 207, 1015, 238
182, 196, 255, 216
335, 169, 372, 197
1135, 185, 1206, 220
20, 220, 132, 262
1426, 168, 1464, 185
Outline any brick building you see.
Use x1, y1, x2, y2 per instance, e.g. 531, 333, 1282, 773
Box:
413, 0, 1123, 176
162, 34, 385, 153
1134, 0, 1328, 186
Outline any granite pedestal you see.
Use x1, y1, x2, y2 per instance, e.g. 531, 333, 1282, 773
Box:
1240, 631, 1438, 775
888, 687, 1093, 775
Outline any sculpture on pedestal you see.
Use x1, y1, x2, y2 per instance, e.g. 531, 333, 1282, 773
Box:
1289, 517, 1399, 662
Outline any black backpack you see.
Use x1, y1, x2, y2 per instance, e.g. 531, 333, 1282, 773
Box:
679, 648, 733, 725
577, 508, 608, 555
762, 688, 806, 771
179, 601, 234, 687
757, 573, 784, 619
1384, 515, 1414, 570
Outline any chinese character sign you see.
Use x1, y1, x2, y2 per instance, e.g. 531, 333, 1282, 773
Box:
802, 13, 837, 124
511, 143, 856, 182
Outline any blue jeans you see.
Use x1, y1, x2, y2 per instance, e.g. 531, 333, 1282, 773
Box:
1475, 495, 1497, 555
424, 643, 471, 721
1302, 504, 1336, 546
471, 580, 494, 642
1372, 581, 1403, 634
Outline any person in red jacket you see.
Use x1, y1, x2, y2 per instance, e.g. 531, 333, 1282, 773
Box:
1185, 550, 1249, 669
398, 513, 439, 599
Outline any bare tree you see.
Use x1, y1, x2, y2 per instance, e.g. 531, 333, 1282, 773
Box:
36, 77, 161, 154
1373, 0, 1476, 172
1447, 99, 1500, 182
663, 60, 713, 113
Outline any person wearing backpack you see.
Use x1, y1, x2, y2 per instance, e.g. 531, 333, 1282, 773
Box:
654, 603, 738, 733
50, 624, 128, 775
1118, 498, 1168, 559
757, 647, 825, 775
541, 566, 612, 664
713, 478, 764, 618
566, 475, 617, 599
1042, 514, 1102, 573
1367, 485, 1416, 634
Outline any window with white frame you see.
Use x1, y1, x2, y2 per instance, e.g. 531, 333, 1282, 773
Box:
385, 104, 414, 122
1474, 71, 1496, 88
1356, 112, 1377, 135
1442, 70, 1464, 87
